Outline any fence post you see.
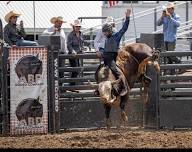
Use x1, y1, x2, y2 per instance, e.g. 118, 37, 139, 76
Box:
186, 1, 189, 26
144, 64, 159, 129
47, 47, 54, 133
90, 28, 93, 49
2, 47, 9, 134
154, 8, 157, 32
48, 46, 60, 133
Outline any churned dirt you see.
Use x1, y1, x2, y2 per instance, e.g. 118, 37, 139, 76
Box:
1, 127, 192, 149
1, 69, 192, 149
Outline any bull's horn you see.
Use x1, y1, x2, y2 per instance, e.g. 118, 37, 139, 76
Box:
36, 53, 39, 58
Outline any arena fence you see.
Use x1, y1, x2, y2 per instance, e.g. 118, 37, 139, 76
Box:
1, 45, 192, 135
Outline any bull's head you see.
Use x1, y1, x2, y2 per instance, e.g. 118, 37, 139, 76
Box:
98, 80, 122, 106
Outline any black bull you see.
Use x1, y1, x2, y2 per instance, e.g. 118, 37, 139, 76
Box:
15, 54, 42, 82
16, 97, 43, 125
95, 43, 160, 128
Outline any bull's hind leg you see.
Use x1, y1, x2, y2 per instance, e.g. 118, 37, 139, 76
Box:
120, 95, 128, 122
104, 104, 112, 129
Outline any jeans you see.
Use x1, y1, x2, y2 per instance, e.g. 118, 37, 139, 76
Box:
16, 39, 38, 46
164, 41, 181, 75
164, 41, 181, 64
103, 52, 120, 79
69, 58, 80, 85
99, 48, 104, 57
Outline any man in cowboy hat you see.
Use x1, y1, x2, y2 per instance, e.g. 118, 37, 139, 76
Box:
157, 2, 181, 74
43, 16, 67, 79
67, 19, 84, 86
43, 16, 67, 54
94, 16, 117, 59
4, 10, 38, 47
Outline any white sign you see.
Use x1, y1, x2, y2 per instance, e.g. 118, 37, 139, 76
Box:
9, 47, 48, 135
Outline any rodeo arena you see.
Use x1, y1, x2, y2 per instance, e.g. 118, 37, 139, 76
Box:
1, 0, 192, 149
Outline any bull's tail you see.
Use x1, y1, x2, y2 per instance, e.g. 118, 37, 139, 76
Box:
138, 49, 160, 76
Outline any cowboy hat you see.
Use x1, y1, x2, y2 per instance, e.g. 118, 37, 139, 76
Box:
166, 2, 175, 9
70, 19, 82, 27
105, 16, 115, 24
5, 10, 21, 23
50, 16, 66, 24
162, 2, 175, 10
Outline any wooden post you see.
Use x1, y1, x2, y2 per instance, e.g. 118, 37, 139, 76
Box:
144, 65, 159, 128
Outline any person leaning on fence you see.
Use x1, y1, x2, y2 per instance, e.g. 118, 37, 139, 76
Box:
157, 2, 184, 74
43, 16, 67, 78
67, 19, 84, 86
4, 10, 38, 47
94, 16, 117, 59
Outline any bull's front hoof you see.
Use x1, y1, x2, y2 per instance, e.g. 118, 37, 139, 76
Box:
106, 119, 112, 130
121, 111, 128, 122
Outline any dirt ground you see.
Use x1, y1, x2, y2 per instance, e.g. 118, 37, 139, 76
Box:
1, 69, 192, 149
1, 127, 192, 149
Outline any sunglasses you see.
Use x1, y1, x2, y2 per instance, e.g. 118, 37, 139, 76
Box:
12, 16, 18, 19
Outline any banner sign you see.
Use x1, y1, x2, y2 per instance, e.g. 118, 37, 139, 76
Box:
9, 47, 48, 134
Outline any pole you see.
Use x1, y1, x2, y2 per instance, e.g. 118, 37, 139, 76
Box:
131, 1, 137, 41
33, 1, 36, 41
154, 8, 157, 32
186, 1, 189, 26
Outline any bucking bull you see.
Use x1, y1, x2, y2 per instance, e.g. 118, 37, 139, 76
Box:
94, 43, 160, 129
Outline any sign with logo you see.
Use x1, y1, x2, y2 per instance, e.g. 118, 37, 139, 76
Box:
9, 47, 48, 134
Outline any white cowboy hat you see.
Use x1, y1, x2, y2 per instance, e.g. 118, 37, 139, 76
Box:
70, 19, 82, 27
166, 2, 175, 9
105, 16, 115, 24
5, 10, 21, 23
162, 2, 175, 10
50, 16, 66, 24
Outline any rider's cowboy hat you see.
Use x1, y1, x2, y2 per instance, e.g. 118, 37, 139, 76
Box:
105, 16, 115, 24
70, 19, 82, 27
5, 10, 21, 23
50, 16, 66, 24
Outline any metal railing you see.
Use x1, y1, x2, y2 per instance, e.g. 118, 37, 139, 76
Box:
81, 1, 189, 48
82, 1, 187, 35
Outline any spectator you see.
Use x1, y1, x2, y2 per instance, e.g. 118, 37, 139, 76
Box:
157, 2, 182, 74
43, 16, 67, 54
94, 16, 117, 58
4, 10, 38, 47
67, 19, 84, 86
43, 16, 67, 78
